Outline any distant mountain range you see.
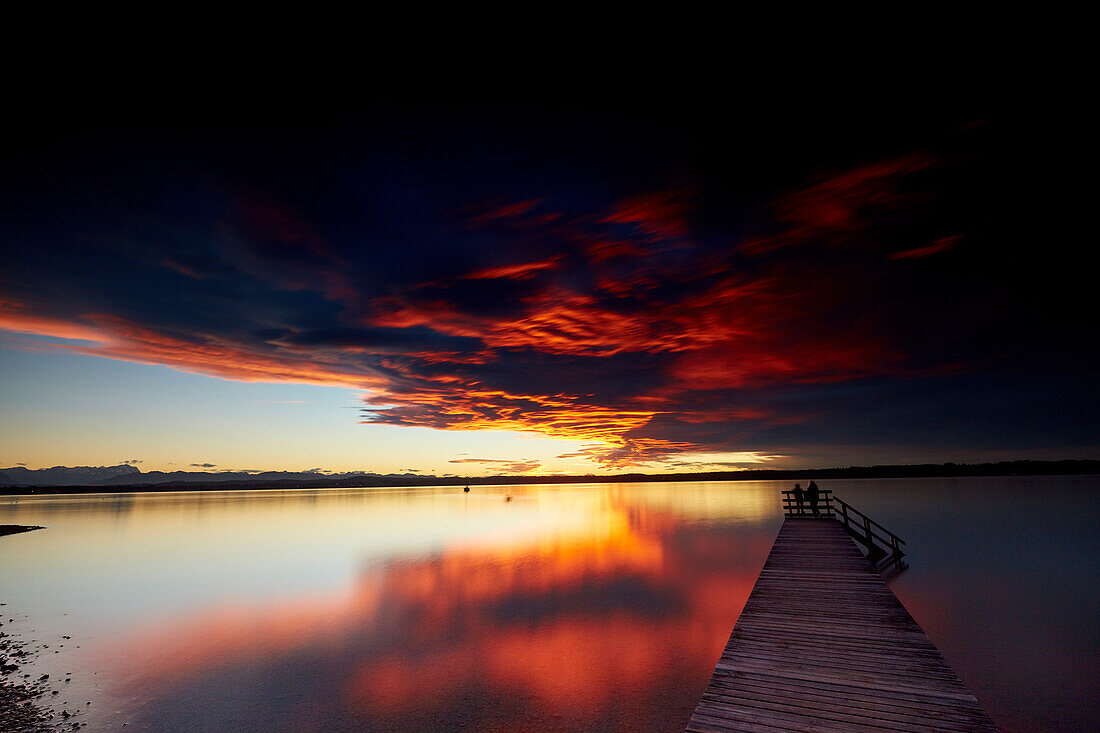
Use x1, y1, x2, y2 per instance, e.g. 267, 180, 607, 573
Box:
0, 464, 142, 486
0, 464, 401, 487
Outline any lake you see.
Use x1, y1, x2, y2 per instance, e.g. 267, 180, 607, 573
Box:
1, 477, 1097, 732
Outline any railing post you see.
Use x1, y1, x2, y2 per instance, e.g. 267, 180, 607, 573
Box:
828, 493, 905, 568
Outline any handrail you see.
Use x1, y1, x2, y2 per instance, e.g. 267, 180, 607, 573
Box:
831, 496, 905, 546
780, 489, 835, 518
780, 489, 906, 564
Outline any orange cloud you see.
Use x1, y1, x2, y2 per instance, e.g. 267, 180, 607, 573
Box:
363, 385, 661, 444
464, 256, 562, 280
449, 457, 542, 473
0, 301, 108, 343
0, 308, 380, 390
556, 439, 699, 469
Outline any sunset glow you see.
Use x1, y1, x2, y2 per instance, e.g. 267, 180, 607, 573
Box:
1, 101, 1095, 475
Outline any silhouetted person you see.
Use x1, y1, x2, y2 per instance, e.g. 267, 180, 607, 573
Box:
792, 483, 805, 515
807, 480, 820, 517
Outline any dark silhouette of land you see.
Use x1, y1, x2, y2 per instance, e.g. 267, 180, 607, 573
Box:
0, 525, 44, 537
1, 459, 1097, 495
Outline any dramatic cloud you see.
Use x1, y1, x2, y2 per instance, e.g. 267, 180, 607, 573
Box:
1, 106, 1095, 469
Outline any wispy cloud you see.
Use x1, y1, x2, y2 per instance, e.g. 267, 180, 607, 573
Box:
890, 235, 961, 260
449, 458, 542, 473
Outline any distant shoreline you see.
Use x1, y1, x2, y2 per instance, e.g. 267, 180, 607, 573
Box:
1, 460, 1097, 496
0, 525, 45, 536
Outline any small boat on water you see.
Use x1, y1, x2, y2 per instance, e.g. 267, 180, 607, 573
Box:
463, 484, 470, 493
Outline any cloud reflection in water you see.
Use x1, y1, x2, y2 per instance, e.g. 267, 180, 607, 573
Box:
99, 486, 777, 731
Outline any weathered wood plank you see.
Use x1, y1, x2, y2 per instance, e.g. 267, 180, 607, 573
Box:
686, 518, 999, 732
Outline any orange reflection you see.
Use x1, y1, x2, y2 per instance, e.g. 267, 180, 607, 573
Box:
104, 498, 770, 730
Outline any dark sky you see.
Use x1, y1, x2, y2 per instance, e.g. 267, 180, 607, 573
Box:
2, 92, 1095, 470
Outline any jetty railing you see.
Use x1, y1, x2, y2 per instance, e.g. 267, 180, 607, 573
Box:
781, 489, 906, 571
832, 495, 906, 562
780, 489, 835, 518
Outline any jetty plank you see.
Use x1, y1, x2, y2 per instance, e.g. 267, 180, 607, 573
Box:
687, 518, 998, 732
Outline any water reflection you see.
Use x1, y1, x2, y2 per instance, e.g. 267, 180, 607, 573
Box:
1, 483, 779, 731
3, 478, 1097, 732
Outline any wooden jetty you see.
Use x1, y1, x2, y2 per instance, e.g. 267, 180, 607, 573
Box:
687, 494, 998, 732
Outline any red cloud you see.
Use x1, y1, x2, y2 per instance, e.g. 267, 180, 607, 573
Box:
464, 256, 562, 280
1, 307, 380, 390
676, 408, 770, 424
230, 198, 357, 303
741, 154, 932, 255
585, 239, 644, 263
891, 235, 961, 260
78, 316, 382, 388
601, 189, 693, 240
0, 300, 107, 343
2, 154, 939, 470
355, 172, 928, 463
464, 198, 545, 226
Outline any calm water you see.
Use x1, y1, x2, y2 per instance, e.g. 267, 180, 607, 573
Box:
1, 477, 1097, 732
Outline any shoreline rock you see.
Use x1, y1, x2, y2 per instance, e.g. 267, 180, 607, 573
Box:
0, 608, 85, 732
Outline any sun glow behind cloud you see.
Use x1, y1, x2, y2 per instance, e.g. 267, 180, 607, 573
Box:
0, 158, 996, 472
2, 107, 1094, 473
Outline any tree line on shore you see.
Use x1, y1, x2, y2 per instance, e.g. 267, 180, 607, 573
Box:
2, 459, 1098, 495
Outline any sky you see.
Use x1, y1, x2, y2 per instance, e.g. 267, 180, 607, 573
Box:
1, 96, 1096, 476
